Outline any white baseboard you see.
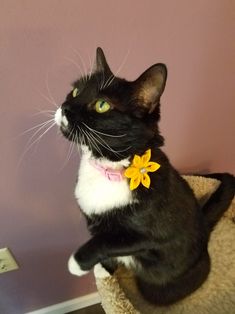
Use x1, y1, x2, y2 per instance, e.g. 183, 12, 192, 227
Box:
25, 292, 100, 314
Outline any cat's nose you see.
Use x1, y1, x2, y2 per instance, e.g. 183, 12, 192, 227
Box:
54, 107, 69, 128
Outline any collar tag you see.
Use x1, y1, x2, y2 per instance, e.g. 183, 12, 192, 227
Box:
106, 171, 123, 182
90, 160, 124, 182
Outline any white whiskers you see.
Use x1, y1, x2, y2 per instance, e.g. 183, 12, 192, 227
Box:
46, 71, 58, 109
59, 127, 78, 171
36, 89, 58, 109
17, 83, 58, 168
32, 109, 55, 118
81, 122, 131, 158
87, 49, 96, 80
17, 117, 56, 168
73, 48, 89, 79
64, 56, 88, 85
82, 123, 127, 138
101, 48, 131, 90
82, 128, 104, 158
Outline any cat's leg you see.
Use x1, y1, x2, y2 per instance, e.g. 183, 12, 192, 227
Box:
101, 258, 118, 274
68, 233, 149, 276
68, 255, 117, 276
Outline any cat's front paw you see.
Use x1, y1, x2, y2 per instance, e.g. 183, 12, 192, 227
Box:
94, 263, 111, 278
68, 255, 89, 277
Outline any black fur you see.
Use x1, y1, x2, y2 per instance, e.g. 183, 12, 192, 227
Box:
59, 48, 235, 305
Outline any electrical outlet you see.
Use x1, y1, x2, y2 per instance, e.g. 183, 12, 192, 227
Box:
0, 248, 19, 274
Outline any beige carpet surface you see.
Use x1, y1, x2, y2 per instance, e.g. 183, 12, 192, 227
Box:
94, 176, 235, 314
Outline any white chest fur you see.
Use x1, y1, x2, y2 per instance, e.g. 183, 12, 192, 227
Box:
74, 151, 134, 216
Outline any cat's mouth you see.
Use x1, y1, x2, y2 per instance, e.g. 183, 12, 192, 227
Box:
55, 108, 68, 126
54, 107, 70, 135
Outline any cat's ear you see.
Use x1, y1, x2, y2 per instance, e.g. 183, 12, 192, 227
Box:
133, 64, 167, 113
96, 47, 112, 75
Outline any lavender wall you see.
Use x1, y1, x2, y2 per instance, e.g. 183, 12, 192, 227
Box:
0, 1, 234, 313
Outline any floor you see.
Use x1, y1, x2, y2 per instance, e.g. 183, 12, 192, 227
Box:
69, 303, 105, 314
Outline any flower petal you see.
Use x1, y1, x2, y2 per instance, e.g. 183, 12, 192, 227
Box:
141, 173, 151, 189
124, 167, 139, 178
146, 162, 161, 172
141, 149, 151, 166
132, 155, 142, 168
130, 175, 141, 190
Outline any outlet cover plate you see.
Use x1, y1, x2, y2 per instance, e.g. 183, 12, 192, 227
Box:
0, 248, 19, 274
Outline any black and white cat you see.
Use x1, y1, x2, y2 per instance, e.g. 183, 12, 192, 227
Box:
54, 48, 234, 305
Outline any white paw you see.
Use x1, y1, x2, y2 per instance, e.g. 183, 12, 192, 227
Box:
94, 263, 111, 279
68, 255, 89, 277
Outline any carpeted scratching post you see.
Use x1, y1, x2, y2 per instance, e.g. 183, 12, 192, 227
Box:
94, 176, 235, 314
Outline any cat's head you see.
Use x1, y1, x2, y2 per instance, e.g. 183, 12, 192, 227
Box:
55, 48, 167, 161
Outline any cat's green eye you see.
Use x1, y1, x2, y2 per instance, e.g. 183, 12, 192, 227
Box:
95, 100, 111, 113
72, 87, 79, 98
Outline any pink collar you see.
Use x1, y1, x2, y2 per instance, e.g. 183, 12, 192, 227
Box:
89, 159, 124, 182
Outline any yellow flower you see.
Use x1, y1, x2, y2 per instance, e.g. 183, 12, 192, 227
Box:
124, 149, 161, 191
